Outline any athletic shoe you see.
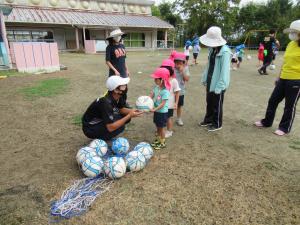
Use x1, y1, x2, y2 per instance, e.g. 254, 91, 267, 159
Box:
207, 125, 222, 132
262, 72, 269, 75
151, 139, 160, 147
258, 69, 263, 75
274, 129, 286, 136
165, 130, 173, 138
176, 118, 184, 126
198, 121, 212, 127
254, 121, 264, 127
153, 142, 166, 150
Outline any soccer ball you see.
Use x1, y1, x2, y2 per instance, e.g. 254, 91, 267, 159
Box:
112, 137, 130, 156
89, 139, 108, 157
104, 157, 126, 179
81, 156, 104, 177
134, 142, 153, 162
76, 146, 97, 166
125, 150, 147, 172
247, 55, 252, 60
270, 65, 276, 70
135, 96, 154, 112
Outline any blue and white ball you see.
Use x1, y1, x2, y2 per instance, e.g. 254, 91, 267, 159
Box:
125, 150, 147, 172
136, 96, 154, 112
134, 142, 153, 162
76, 146, 97, 166
81, 156, 104, 177
89, 139, 108, 157
104, 157, 126, 179
112, 137, 130, 156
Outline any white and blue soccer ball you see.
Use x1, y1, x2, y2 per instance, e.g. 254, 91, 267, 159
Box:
134, 142, 153, 162
104, 157, 126, 179
270, 64, 276, 70
136, 96, 154, 112
125, 150, 147, 172
89, 139, 108, 157
112, 137, 130, 156
76, 146, 97, 166
81, 156, 104, 178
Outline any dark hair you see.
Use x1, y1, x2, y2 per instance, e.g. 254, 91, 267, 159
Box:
107, 38, 114, 46
269, 29, 276, 34
160, 65, 174, 77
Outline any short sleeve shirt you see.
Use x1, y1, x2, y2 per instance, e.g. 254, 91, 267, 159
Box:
152, 86, 170, 113
175, 66, 190, 96
105, 44, 127, 78
168, 78, 181, 109
263, 36, 275, 57
193, 45, 201, 54
82, 94, 126, 126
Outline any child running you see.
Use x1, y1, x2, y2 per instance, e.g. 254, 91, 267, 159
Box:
174, 52, 190, 126
150, 68, 171, 150
160, 59, 181, 138
258, 43, 264, 67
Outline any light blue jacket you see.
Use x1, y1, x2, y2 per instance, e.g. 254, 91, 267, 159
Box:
201, 45, 231, 94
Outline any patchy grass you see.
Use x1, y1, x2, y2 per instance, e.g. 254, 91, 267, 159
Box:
72, 114, 82, 126
20, 78, 69, 99
0, 70, 26, 78
289, 140, 300, 151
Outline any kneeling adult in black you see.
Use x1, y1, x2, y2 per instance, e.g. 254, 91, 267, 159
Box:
82, 76, 143, 140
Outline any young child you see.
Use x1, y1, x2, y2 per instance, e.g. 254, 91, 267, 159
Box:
150, 68, 171, 150
174, 52, 190, 126
193, 44, 201, 65
160, 59, 181, 138
258, 43, 264, 67
184, 40, 192, 64
237, 48, 244, 68
231, 51, 238, 70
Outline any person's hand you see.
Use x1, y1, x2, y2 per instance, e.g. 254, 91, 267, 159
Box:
150, 108, 155, 113
174, 104, 177, 110
126, 70, 130, 77
129, 109, 143, 118
274, 77, 280, 86
114, 70, 120, 76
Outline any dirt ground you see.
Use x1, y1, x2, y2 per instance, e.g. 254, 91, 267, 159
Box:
0, 49, 299, 225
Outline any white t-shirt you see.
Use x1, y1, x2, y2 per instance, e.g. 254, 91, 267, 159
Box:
168, 77, 181, 109
184, 47, 190, 56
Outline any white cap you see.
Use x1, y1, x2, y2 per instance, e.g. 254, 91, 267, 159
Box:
106, 76, 130, 91
200, 26, 227, 47
284, 20, 300, 33
106, 28, 124, 40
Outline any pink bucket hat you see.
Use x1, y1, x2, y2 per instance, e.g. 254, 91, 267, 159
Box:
169, 50, 177, 61
174, 52, 186, 62
161, 59, 175, 69
151, 68, 171, 90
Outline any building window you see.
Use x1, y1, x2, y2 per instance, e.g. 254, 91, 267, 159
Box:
124, 32, 145, 47
7, 30, 54, 42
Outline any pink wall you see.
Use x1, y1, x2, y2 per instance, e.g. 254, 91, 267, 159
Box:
85, 40, 96, 54
10, 42, 60, 72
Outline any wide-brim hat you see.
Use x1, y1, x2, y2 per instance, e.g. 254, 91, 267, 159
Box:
106, 28, 125, 40
283, 20, 300, 33
200, 26, 227, 47
150, 68, 171, 90
106, 76, 130, 91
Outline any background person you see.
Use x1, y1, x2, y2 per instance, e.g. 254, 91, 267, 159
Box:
258, 29, 276, 75
82, 76, 143, 141
254, 20, 300, 136
199, 26, 231, 132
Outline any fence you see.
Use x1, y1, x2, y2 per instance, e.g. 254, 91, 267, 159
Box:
10, 42, 60, 73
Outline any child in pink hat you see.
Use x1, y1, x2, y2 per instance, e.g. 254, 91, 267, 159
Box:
160, 59, 181, 138
149, 68, 171, 150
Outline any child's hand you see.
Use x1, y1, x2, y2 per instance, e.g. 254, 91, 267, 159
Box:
174, 105, 177, 110
150, 108, 155, 113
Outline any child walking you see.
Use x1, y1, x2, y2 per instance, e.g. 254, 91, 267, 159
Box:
174, 52, 190, 126
258, 43, 264, 67
160, 59, 181, 138
150, 68, 171, 150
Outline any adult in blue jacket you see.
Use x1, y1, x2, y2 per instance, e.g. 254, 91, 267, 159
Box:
199, 26, 231, 132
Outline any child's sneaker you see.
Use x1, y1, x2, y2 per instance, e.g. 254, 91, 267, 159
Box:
176, 118, 184, 126
153, 142, 166, 150
151, 139, 160, 147
165, 130, 173, 138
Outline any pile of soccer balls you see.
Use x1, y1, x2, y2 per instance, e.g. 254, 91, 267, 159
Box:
76, 137, 154, 179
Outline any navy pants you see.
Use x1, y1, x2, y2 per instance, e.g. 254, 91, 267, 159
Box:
204, 89, 225, 128
260, 55, 273, 73
261, 79, 300, 133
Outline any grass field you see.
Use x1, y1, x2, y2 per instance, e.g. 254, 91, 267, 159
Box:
0, 50, 299, 225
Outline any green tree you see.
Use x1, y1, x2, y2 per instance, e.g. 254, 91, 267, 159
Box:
151, 5, 161, 17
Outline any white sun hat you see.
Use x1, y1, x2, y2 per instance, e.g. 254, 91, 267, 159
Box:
106, 28, 125, 40
106, 76, 130, 91
200, 26, 227, 47
284, 20, 300, 33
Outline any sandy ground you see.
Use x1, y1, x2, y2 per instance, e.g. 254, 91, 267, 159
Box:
0, 50, 299, 225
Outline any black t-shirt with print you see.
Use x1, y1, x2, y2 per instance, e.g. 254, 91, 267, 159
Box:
263, 36, 275, 57
82, 93, 126, 127
105, 44, 127, 78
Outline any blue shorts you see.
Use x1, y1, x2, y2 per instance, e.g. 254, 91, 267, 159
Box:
178, 95, 184, 107
168, 109, 174, 118
153, 112, 168, 128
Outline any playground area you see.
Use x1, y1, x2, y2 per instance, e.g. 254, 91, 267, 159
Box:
0, 50, 299, 225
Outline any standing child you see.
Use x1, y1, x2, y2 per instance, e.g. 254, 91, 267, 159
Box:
150, 68, 171, 150
258, 43, 264, 67
237, 48, 244, 68
193, 44, 201, 65
174, 52, 190, 126
184, 40, 192, 64
231, 51, 238, 70
160, 59, 181, 138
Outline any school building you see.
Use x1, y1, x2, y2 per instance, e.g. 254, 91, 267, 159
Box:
0, 0, 173, 53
